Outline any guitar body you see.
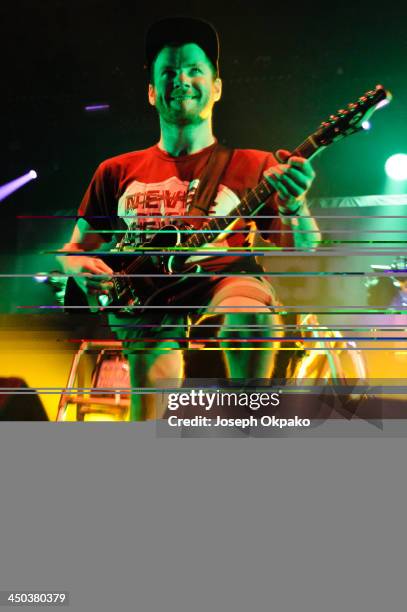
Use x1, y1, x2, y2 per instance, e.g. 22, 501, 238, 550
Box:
64, 224, 206, 313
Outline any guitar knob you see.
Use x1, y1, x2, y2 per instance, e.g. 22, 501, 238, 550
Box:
98, 294, 110, 307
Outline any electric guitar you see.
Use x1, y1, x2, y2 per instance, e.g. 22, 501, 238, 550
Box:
64, 84, 392, 312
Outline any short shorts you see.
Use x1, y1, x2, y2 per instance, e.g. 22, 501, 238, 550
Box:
108, 275, 278, 355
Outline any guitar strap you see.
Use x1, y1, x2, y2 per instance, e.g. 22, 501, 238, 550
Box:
187, 143, 234, 226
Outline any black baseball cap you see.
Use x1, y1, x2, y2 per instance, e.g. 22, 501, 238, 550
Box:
145, 17, 220, 75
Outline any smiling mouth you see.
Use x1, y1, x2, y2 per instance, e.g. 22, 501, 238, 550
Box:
170, 96, 197, 101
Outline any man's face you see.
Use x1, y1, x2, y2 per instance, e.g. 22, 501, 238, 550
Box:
148, 43, 222, 125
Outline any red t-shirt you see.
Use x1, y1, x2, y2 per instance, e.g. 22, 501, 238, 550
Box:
78, 142, 292, 273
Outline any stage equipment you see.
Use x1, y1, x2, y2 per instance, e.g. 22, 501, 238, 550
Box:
0, 377, 48, 420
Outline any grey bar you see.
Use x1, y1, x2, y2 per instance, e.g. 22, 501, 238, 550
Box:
0, 592, 69, 606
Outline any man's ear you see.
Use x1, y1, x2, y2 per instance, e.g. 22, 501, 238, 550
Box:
148, 83, 156, 107
213, 78, 222, 102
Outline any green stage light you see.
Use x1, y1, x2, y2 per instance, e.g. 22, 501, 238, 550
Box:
385, 154, 407, 181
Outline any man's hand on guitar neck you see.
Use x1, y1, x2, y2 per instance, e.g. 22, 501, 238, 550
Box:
263, 148, 316, 214
57, 219, 114, 297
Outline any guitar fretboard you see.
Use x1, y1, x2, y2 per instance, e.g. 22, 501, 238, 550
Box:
183, 136, 319, 248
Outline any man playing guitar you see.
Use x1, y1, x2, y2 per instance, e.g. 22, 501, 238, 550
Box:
58, 17, 319, 420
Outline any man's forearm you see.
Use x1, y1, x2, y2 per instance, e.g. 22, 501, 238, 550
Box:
56, 220, 106, 273
279, 200, 321, 250
56, 242, 86, 274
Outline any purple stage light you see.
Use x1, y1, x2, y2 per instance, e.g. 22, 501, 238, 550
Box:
0, 170, 38, 202
84, 104, 110, 112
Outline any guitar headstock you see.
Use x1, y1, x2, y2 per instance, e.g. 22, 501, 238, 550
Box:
314, 84, 392, 147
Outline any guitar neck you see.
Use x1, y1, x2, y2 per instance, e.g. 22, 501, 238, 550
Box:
183, 135, 321, 249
